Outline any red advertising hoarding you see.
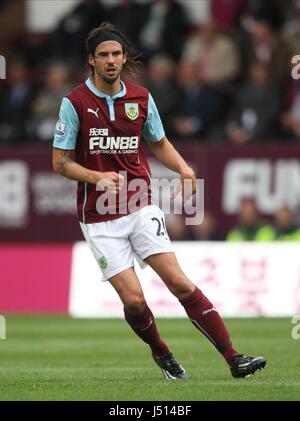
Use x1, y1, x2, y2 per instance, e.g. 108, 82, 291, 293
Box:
0, 144, 300, 241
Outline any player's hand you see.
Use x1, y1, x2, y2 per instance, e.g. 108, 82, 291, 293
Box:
172, 166, 196, 201
95, 171, 124, 193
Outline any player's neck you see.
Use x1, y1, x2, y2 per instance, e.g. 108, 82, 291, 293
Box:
92, 75, 122, 97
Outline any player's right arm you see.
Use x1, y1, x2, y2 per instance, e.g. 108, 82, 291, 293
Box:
53, 147, 104, 184
53, 97, 123, 191
52, 148, 123, 191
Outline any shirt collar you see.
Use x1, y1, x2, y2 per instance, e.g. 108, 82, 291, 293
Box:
85, 77, 126, 99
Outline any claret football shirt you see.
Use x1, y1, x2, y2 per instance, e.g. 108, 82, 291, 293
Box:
53, 77, 165, 223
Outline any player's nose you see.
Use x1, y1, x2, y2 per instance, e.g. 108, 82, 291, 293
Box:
107, 53, 115, 63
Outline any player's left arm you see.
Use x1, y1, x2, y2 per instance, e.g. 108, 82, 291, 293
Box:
142, 93, 196, 197
147, 136, 196, 197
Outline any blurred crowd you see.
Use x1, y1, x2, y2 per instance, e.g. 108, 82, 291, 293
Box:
165, 200, 300, 242
1, 0, 300, 145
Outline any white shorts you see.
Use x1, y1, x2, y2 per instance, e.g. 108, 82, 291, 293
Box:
79, 205, 173, 281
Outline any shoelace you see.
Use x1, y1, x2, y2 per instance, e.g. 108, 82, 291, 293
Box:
165, 357, 183, 375
233, 355, 253, 365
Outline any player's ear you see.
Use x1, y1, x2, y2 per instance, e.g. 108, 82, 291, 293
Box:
122, 54, 126, 65
88, 54, 95, 67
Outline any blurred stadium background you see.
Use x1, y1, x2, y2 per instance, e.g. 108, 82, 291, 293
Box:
1, 0, 300, 401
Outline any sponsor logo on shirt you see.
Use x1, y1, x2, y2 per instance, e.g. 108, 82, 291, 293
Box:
55, 121, 66, 137
125, 103, 139, 120
89, 128, 138, 155
87, 107, 99, 118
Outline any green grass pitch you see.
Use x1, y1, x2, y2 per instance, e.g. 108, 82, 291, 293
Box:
0, 316, 299, 401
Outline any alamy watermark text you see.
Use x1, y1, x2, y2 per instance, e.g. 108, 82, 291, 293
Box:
0, 315, 6, 339
0, 55, 6, 79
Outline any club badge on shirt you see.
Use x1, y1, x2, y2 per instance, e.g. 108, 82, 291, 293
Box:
125, 103, 139, 120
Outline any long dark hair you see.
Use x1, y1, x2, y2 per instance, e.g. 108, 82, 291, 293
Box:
86, 21, 142, 77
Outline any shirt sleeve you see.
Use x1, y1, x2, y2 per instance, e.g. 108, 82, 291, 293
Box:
141, 93, 165, 142
53, 97, 79, 150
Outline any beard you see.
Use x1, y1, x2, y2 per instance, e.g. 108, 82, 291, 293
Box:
96, 67, 121, 84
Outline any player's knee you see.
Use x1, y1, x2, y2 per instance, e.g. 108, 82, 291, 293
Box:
124, 294, 146, 314
167, 275, 194, 299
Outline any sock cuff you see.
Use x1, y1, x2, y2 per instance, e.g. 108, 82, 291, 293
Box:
179, 286, 203, 308
124, 304, 152, 329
